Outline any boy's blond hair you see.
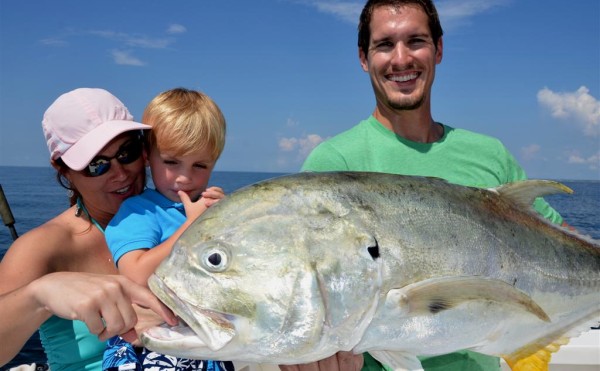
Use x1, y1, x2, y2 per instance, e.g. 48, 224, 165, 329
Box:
143, 88, 226, 161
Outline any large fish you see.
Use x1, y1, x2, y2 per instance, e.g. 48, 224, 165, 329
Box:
141, 172, 600, 371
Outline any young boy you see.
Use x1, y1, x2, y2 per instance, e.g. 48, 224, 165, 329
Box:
102, 88, 233, 371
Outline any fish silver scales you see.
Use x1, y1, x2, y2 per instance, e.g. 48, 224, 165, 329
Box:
141, 172, 600, 371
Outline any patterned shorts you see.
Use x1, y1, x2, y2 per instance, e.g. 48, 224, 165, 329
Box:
102, 336, 235, 371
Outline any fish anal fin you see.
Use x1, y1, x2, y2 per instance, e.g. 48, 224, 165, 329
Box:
394, 276, 550, 322
369, 350, 423, 371
503, 337, 569, 371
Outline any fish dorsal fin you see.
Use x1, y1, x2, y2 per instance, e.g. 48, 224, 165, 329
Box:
390, 276, 550, 322
503, 337, 569, 371
491, 180, 573, 209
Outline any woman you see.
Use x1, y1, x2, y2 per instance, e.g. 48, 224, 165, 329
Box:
0, 87, 362, 371
0, 88, 176, 369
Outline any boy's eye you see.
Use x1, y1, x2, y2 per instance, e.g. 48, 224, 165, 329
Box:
194, 163, 208, 169
163, 159, 178, 165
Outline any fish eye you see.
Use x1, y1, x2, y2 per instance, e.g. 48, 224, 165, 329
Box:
201, 247, 230, 273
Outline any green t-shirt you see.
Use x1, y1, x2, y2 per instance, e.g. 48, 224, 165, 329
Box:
302, 116, 562, 224
301, 116, 564, 371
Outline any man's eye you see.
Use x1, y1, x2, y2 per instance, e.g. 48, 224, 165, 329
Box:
409, 38, 429, 47
375, 41, 393, 49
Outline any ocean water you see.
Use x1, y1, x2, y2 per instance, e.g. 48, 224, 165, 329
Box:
0, 166, 599, 368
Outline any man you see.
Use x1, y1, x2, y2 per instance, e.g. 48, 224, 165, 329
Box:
301, 0, 563, 370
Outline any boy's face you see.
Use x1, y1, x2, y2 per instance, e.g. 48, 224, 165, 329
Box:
148, 143, 216, 203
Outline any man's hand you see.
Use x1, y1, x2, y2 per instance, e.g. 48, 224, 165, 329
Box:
279, 352, 364, 371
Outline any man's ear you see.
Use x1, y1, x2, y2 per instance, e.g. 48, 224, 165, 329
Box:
435, 36, 443, 65
359, 47, 369, 72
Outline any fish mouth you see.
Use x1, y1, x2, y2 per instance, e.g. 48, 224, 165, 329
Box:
143, 274, 236, 352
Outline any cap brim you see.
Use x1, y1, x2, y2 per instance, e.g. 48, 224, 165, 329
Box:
61, 120, 151, 171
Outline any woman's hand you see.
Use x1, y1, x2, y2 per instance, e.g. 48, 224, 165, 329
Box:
279, 352, 364, 371
30, 272, 177, 342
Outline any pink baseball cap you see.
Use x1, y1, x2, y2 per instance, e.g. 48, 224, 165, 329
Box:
42, 88, 151, 171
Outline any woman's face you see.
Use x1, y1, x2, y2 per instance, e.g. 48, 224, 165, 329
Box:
66, 133, 146, 222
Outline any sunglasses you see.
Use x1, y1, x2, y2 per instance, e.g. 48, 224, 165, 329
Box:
84, 138, 144, 177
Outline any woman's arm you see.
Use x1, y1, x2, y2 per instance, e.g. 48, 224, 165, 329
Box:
0, 272, 177, 366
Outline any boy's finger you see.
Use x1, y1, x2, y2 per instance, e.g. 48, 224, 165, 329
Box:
177, 190, 192, 204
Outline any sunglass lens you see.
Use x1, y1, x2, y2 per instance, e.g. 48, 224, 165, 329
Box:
87, 159, 111, 177
117, 141, 143, 165
84, 139, 143, 177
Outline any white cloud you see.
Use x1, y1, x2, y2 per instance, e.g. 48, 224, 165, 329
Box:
279, 137, 298, 152
90, 30, 174, 49
126, 36, 173, 49
40, 38, 68, 47
111, 50, 146, 66
279, 134, 324, 157
436, 0, 512, 19
167, 24, 187, 34
286, 117, 300, 128
521, 144, 541, 161
567, 150, 600, 170
537, 86, 600, 137
309, 1, 363, 23
297, 0, 512, 26
436, 0, 513, 30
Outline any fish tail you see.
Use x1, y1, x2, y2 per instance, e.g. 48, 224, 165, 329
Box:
503, 337, 569, 371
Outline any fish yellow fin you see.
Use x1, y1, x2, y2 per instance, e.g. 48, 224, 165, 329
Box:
503, 337, 569, 371
492, 180, 573, 209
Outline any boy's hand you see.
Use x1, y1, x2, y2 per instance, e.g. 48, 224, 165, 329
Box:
201, 186, 225, 208
178, 186, 225, 222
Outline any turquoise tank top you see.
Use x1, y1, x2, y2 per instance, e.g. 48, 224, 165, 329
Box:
38, 315, 105, 371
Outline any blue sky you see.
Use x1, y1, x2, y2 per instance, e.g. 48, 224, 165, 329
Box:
0, 0, 598, 180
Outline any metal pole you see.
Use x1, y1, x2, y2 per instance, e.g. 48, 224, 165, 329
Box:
0, 184, 18, 241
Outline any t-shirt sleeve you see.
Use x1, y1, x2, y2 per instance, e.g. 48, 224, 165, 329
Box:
301, 142, 349, 172
105, 199, 162, 266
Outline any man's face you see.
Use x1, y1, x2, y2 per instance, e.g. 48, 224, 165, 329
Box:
359, 5, 443, 112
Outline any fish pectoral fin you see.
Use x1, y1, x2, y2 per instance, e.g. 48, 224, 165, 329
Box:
491, 180, 572, 209
369, 350, 423, 371
392, 276, 550, 322
503, 337, 569, 371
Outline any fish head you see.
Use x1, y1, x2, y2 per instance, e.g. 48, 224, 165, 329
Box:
141, 175, 384, 362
